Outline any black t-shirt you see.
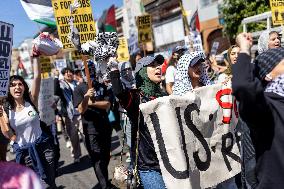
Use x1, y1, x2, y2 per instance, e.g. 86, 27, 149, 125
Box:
73, 81, 110, 133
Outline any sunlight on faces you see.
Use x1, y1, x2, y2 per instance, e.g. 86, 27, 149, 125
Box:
230, 46, 240, 64
147, 61, 162, 83
268, 32, 281, 49
64, 70, 74, 82
9, 80, 25, 99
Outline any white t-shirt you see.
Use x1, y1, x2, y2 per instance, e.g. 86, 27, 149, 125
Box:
9, 102, 42, 147
165, 66, 177, 84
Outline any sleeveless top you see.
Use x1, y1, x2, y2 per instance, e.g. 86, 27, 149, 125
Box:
9, 102, 42, 147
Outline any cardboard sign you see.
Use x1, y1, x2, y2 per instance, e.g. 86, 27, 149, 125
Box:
52, 0, 96, 49
185, 31, 204, 53
137, 15, 152, 43
270, 0, 284, 25
71, 50, 83, 61
139, 83, 241, 189
39, 56, 52, 73
0, 21, 13, 97
38, 78, 55, 126
210, 41, 219, 56
117, 37, 130, 62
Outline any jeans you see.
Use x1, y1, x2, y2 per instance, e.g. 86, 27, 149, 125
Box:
215, 177, 238, 189
139, 169, 166, 189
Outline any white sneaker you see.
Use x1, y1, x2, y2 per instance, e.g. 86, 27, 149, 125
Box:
66, 141, 71, 148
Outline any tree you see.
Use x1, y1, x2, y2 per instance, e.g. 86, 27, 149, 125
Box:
220, 0, 270, 40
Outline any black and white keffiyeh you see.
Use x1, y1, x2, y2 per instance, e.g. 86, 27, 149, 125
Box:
173, 52, 211, 96
265, 74, 284, 97
80, 32, 119, 61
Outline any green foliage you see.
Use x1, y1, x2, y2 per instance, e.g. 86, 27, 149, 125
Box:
220, 0, 270, 40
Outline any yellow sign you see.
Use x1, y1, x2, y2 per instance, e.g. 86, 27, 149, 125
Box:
270, 0, 284, 25
39, 56, 52, 73
52, 0, 96, 49
137, 15, 152, 43
71, 50, 83, 60
117, 37, 130, 62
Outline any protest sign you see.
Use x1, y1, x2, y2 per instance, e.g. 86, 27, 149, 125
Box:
39, 56, 52, 79
71, 50, 82, 61
52, 0, 96, 49
128, 35, 139, 55
139, 83, 241, 189
137, 15, 152, 43
54, 59, 67, 73
0, 21, 13, 97
210, 41, 219, 56
117, 37, 130, 62
185, 31, 204, 53
38, 78, 55, 126
270, 0, 284, 25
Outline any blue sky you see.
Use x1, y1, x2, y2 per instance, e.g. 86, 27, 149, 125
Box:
0, 0, 122, 47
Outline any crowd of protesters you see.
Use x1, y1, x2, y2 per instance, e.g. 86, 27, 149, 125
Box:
0, 29, 283, 189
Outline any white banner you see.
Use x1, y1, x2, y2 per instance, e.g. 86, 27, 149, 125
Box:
38, 78, 55, 126
0, 21, 13, 97
139, 83, 241, 189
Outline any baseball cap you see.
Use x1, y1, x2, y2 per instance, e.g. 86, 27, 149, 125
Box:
173, 46, 188, 54
134, 54, 164, 74
189, 56, 205, 67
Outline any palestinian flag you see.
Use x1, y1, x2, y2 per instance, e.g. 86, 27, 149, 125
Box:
20, 0, 56, 28
97, 5, 117, 32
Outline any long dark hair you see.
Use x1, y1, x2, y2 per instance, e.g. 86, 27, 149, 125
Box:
7, 75, 35, 111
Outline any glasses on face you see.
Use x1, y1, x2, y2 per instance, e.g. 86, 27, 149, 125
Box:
10, 82, 24, 88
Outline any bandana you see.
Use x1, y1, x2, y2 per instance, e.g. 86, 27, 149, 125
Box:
173, 52, 211, 96
265, 74, 284, 97
258, 30, 270, 54
118, 61, 136, 89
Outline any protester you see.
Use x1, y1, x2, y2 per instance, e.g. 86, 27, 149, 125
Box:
0, 55, 56, 188
165, 46, 187, 94
173, 52, 240, 189
0, 161, 43, 189
173, 52, 211, 95
74, 69, 84, 84
73, 60, 114, 189
233, 32, 284, 189
218, 45, 240, 82
258, 30, 281, 54
54, 67, 82, 163
129, 50, 143, 70
109, 55, 167, 189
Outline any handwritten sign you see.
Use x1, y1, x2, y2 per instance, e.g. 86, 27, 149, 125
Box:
117, 37, 130, 62
137, 15, 152, 43
54, 59, 67, 73
0, 21, 13, 97
52, 0, 96, 49
38, 78, 55, 126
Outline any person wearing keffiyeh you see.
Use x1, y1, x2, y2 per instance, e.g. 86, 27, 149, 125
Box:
233, 33, 284, 189
173, 52, 211, 96
54, 67, 82, 163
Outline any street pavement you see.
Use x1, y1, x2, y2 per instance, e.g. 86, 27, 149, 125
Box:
7, 130, 127, 189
